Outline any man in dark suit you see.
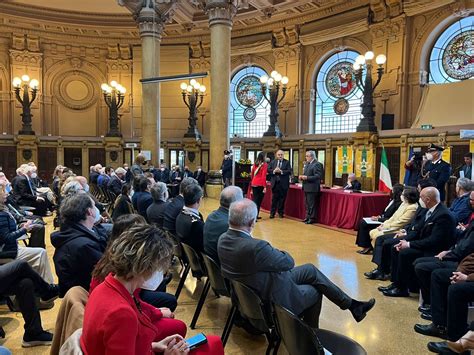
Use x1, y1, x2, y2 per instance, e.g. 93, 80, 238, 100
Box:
381, 187, 457, 297
203, 186, 243, 263
108, 167, 126, 196
163, 177, 198, 236
12, 165, 48, 217
299, 150, 324, 224
153, 163, 170, 184
218, 198, 375, 327
175, 183, 205, 253
221, 150, 233, 187
182, 166, 193, 179
146, 182, 168, 227
267, 150, 292, 218
343, 173, 362, 190
193, 166, 206, 188
458, 152, 472, 180
421, 144, 451, 202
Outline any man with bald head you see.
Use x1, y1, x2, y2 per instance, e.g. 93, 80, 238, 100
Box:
382, 187, 456, 297
267, 149, 292, 218
203, 186, 244, 263
218, 198, 375, 327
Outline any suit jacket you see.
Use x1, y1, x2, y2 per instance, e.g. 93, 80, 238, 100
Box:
267, 159, 292, 190
153, 169, 170, 183
12, 175, 36, 204
344, 180, 362, 191
406, 203, 456, 253
203, 207, 229, 263
89, 171, 99, 184
422, 159, 451, 201
449, 193, 471, 224
108, 176, 123, 196
302, 160, 323, 193
182, 169, 193, 179
221, 159, 232, 180
446, 221, 474, 262
146, 200, 167, 227
378, 199, 403, 222
170, 170, 183, 184
381, 202, 418, 230
163, 195, 185, 235
136, 192, 153, 219
175, 208, 204, 253
193, 170, 206, 186
459, 164, 472, 180
218, 228, 311, 315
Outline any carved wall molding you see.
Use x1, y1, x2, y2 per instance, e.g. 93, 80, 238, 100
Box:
300, 19, 368, 46
230, 55, 273, 75
106, 59, 133, 72
370, 15, 406, 42
52, 71, 99, 110
9, 49, 43, 66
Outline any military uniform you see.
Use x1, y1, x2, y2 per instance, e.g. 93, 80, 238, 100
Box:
421, 144, 451, 202
175, 207, 205, 253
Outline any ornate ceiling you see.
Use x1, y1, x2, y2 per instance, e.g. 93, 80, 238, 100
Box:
0, 0, 368, 41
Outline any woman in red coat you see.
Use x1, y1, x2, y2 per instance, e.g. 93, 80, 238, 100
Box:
250, 152, 268, 219
81, 224, 224, 355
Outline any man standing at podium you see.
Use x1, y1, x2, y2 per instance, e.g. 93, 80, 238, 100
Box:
299, 150, 324, 225
268, 150, 292, 218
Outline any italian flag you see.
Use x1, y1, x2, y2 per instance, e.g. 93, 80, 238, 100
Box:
378, 147, 392, 193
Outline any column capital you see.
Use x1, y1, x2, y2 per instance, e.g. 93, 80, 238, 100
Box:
118, 0, 177, 39
204, 0, 242, 27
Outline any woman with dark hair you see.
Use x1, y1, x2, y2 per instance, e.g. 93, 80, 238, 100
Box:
82, 224, 224, 355
250, 152, 268, 220
111, 184, 134, 221
355, 183, 404, 254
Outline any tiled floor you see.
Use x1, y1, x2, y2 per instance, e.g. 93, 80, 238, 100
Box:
0, 198, 439, 354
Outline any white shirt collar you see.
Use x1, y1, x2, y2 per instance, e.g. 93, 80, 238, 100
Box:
183, 206, 199, 216
228, 227, 252, 238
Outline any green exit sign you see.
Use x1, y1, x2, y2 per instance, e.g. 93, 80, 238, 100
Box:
421, 124, 433, 130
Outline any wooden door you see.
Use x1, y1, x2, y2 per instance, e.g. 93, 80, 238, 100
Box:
38, 147, 57, 184
0, 146, 17, 181
64, 148, 82, 175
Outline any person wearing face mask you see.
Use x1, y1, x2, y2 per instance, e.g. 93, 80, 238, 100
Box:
51, 193, 108, 297
182, 166, 193, 179
82, 223, 224, 355
193, 166, 206, 188
421, 144, 451, 202
221, 150, 233, 187
108, 167, 126, 196
11, 164, 48, 216
153, 163, 170, 184
449, 177, 474, 224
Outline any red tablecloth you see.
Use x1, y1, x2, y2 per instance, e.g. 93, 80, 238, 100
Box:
254, 183, 390, 230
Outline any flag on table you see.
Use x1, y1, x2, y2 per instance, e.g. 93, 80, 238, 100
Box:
379, 147, 392, 193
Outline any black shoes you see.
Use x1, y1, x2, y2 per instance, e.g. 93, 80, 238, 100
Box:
414, 323, 447, 339
418, 305, 431, 313
305, 220, 314, 224
427, 341, 470, 354
22, 331, 53, 348
270, 214, 275, 219
279, 214, 284, 218
40, 284, 59, 303
357, 247, 373, 255
421, 312, 432, 321
257, 216, 262, 220
349, 298, 376, 322
382, 287, 409, 297
365, 269, 390, 281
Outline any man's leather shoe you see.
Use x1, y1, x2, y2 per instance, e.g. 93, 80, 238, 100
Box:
302, 219, 309, 223
305, 220, 313, 224
365, 269, 383, 280
377, 283, 396, 292
414, 323, 447, 339
418, 305, 431, 313
279, 214, 284, 218
382, 287, 409, 297
269, 214, 275, 219
427, 341, 463, 354
364, 269, 378, 278
421, 312, 432, 321
350, 298, 376, 322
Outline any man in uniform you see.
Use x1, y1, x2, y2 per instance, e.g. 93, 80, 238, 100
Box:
421, 144, 451, 202
221, 150, 233, 187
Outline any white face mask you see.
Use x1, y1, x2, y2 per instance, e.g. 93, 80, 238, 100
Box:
426, 153, 434, 161
418, 198, 427, 209
160, 167, 165, 171
141, 271, 163, 291
93, 206, 101, 223
31, 173, 37, 179
84, 184, 90, 193
198, 168, 202, 172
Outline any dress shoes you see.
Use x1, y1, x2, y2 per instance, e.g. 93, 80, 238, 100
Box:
350, 298, 376, 322
377, 283, 396, 292
427, 341, 467, 354
420, 312, 432, 321
382, 287, 409, 297
414, 323, 447, 339
365, 269, 384, 280
305, 220, 313, 224
364, 269, 378, 278
357, 247, 373, 255
302, 219, 309, 223
269, 214, 275, 219
418, 305, 431, 314
279, 214, 284, 218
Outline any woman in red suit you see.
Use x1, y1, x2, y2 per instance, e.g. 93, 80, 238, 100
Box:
251, 152, 268, 220
81, 224, 224, 355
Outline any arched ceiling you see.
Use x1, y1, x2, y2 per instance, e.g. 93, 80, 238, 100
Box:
4, 0, 129, 14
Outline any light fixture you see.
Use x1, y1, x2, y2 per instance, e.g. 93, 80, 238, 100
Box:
376, 54, 387, 65
179, 79, 206, 139
259, 70, 289, 138
12, 77, 22, 88
260, 75, 268, 84
180, 82, 188, 90
355, 55, 366, 65
270, 70, 278, 79
190, 79, 197, 86
364, 51, 375, 60
21, 75, 30, 82
281, 76, 289, 85
100, 81, 126, 137
12, 74, 40, 135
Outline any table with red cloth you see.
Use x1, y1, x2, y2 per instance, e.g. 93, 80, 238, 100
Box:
255, 183, 390, 230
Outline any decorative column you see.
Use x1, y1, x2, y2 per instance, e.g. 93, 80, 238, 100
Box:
204, 0, 238, 198
119, 0, 176, 166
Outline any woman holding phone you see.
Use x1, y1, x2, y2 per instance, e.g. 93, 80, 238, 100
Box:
81, 224, 224, 354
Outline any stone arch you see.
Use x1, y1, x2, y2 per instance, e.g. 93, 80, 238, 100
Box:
230, 54, 273, 78
0, 64, 10, 133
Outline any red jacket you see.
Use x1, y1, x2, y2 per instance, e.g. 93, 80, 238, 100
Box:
251, 162, 268, 187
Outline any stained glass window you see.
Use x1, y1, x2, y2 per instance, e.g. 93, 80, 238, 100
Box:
229, 66, 270, 138
314, 50, 363, 134
429, 16, 474, 83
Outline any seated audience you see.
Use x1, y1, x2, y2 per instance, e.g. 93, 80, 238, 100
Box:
11, 164, 48, 216
108, 167, 126, 196
381, 187, 456, 297
0, 260, 58, 347
0, 172, 12, 193
175, 184, 205, 253
81, 223, 224, 354
450, 177, 474, 224
368, 186, 419, 243
132, 177, 153, 218
97, 166, 112, 189
203, 186, 243, 263
343, 173, 362, 191
415, 252, 474, 354
52, 165, 64, 201
356, 183, 404, 254
111, 184, 134, 221
51, 193, 107, 297
0, 188, 54, 284
163, 177, 198, 236
147, 182, 168, 227
193, 166, 206, 187
89, 164, 101, 185
458, 152, 472, 180
218, 198, 375, 328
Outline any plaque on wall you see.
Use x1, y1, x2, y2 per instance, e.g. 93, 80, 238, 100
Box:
333, 98, 349, 115
243, 107, 257, 122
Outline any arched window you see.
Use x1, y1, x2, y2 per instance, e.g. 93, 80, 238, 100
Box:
429, 16, 474, 84
314, 50, 363, 134
229, 66, 270, 138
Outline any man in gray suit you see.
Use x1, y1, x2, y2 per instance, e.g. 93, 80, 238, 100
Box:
218, 199, 375, 327
299, 150, 324, 224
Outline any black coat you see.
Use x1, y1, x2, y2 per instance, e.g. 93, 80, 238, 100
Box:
51, 223, 107, 297
193, 170, 206, 186
422, 160, 451, 201
163, 195, 185, 236
221, 159, 232, 181
302, 160, 323, 193
136, 192, 153, 219
111, 195, 133, 222
268, 159, 292, 190
176, 209, 205, 253
0, 211, 27, 258
170, 170, 184, 184
12, 175, 36, 204
182, 169, 193, 179
108, 176, 123, 196
378, 199, 403, 222
146, 200, 167, 227
447, 221, 474, 262
153, 169, 170, 183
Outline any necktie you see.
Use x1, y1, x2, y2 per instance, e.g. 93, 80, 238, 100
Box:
27, 178, 35, 196
425, 210, 432, 221
277, 160, 281, 169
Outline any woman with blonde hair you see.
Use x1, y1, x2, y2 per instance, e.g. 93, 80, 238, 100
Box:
82, 224, 224, 354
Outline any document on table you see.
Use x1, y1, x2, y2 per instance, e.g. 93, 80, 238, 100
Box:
363, 217, 382, 225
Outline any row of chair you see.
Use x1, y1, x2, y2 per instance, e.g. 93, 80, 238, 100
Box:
171, 238, 367, 355
89, 184, 116, 215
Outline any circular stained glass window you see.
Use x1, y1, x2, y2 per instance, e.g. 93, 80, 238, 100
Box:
325, 61, 357, 98
442, 30, 474, 80
235, 75, 263, 107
